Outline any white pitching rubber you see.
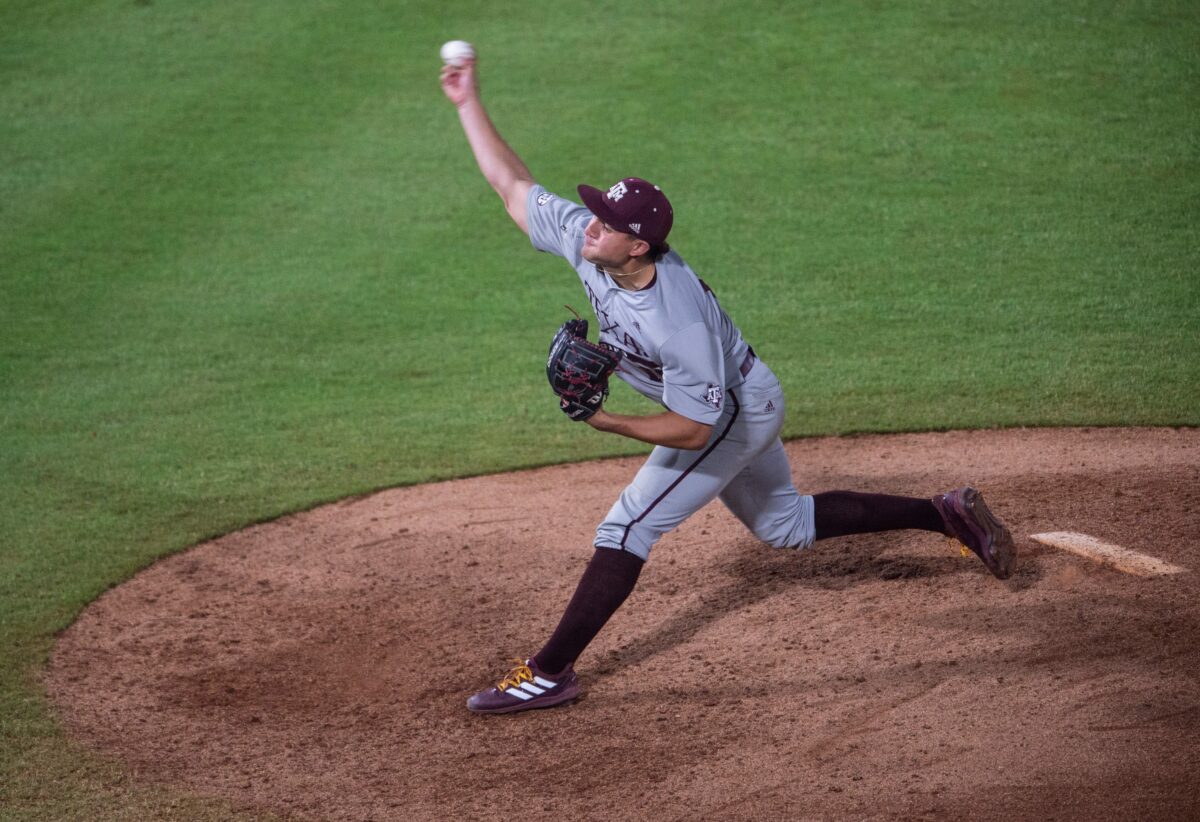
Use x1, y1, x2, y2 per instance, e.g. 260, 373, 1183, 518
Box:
1030, 531, 1186, 577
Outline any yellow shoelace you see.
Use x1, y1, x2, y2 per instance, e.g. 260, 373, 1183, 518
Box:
497, 659, 534, 692
948, 536, 971, 558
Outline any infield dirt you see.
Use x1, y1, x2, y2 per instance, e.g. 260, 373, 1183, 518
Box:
45, 427, 1200, 820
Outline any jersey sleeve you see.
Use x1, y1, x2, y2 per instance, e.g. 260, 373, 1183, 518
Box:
659, 322, 726, 425
526, 184, 591, 261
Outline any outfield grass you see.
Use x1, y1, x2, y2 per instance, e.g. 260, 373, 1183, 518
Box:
2, 0, 1197, 817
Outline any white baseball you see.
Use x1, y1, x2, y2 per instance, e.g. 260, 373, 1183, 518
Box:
440, 40, 475, 67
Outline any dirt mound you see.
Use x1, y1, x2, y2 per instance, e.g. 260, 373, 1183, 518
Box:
45, 428, 1200, 820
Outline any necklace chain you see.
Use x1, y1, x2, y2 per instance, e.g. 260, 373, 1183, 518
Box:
602, 261, 654, 281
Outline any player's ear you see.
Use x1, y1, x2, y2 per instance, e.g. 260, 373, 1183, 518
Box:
629, 237, 650, 258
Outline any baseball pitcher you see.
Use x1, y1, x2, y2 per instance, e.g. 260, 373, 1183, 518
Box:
440, 53, 1016, 714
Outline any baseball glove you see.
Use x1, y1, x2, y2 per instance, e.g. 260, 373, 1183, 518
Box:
546, 310, 623, 421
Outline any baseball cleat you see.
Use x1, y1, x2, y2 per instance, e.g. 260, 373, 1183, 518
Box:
466, 658, 580, 715
932, 487, 1017, 580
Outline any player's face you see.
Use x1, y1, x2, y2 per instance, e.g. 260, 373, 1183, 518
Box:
582, 216, 639, 268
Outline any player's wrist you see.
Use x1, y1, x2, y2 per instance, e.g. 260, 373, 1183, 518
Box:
454, 90, 483, 110
583, 409, 614, 431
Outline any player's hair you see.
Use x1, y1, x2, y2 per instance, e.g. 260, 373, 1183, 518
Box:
645, 242, 670, 261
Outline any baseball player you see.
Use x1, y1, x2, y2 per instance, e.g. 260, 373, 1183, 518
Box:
440, 56, 1016, 714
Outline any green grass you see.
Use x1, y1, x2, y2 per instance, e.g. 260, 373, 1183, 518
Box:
2, 0, 1197, 817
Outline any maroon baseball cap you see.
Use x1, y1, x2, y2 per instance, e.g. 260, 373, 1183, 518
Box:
577, 177, 674, 247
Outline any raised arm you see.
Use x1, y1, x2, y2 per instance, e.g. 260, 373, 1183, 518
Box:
440, 58, 534, 234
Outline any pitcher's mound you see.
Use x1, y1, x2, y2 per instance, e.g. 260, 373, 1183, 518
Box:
45, 428, 1200, 820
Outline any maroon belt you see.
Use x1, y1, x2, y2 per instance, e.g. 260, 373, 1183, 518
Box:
739, 347, 756, 378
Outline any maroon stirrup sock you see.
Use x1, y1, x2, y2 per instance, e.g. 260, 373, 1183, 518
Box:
813, 491, 945, 541
533, 547, 643, 676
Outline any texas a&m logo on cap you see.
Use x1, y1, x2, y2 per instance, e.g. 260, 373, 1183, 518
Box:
577, 177, 674, 246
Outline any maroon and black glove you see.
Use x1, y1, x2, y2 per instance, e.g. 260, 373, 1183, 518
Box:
546, 314, 623, 421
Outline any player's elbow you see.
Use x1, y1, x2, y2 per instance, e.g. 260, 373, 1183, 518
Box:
678, 422, 713, 450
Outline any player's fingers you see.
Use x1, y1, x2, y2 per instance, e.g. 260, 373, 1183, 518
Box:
440, 57, 476, 76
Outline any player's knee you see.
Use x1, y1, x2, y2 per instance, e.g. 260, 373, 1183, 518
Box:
755, 495, 816, 550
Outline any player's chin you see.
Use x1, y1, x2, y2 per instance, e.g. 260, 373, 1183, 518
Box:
581, 245, 604, 265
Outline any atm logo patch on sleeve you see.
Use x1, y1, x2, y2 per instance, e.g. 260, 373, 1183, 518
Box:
704, 384, 723, 410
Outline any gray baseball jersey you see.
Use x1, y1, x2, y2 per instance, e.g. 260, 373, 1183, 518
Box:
529, 186, 753, 425
528, 185, 815, 559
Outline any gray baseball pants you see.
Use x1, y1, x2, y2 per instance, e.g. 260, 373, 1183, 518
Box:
594, 361, 815, 560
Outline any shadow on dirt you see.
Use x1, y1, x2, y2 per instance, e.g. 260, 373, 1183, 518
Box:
593, 534, 1038, 679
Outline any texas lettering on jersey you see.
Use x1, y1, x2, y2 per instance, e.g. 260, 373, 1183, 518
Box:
582, 280, 663, 383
